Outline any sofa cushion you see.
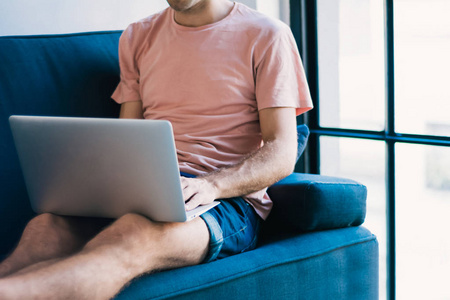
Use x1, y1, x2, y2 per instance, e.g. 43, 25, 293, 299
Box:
0, 32, 122, 255
296, 124, 309, 162
266, 173, 367, 233
114, 226, 378, 300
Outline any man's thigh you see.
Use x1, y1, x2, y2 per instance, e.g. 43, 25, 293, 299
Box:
85, 213, 211, 271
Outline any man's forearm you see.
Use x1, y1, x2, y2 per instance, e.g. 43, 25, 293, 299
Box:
203, 138, 297, 199
181, 107, 299, 210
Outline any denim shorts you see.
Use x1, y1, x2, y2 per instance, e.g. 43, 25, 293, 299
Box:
180, 172, 262, 263
199, 197, 262, 263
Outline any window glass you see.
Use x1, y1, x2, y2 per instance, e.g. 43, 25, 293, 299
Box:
320, 136, 386, 299
256, 0, 290, 24
317, 0, 385, 131
394, 0, 450, 137
396, 143, 450, 299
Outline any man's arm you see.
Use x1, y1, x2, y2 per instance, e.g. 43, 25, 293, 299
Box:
119, 101, 144, 119
182, 107, 298, 210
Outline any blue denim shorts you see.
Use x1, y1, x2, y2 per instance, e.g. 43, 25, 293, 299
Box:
199, 197, 262, 263
180, 172, 262, 263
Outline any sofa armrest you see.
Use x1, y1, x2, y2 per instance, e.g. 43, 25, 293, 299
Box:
265, 173, 367, 233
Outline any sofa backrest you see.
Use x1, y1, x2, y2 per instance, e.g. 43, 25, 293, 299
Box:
0, 31, 122, 256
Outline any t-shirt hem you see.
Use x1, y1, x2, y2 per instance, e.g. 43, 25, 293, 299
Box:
111, 96, 142, 105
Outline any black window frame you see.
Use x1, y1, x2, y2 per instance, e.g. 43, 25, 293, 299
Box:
290, 1, 450, 299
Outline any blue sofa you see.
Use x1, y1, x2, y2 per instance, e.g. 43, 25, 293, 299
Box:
0, 31, 378, 299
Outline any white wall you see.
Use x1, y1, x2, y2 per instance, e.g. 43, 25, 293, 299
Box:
0, 0, 165, 36
0, 0, 259, 36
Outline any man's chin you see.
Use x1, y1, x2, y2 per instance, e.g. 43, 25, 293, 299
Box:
167, 0, 189, 12
167, 0, 205, 13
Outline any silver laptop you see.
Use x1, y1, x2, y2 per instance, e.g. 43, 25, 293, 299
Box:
9, 115, 219, 222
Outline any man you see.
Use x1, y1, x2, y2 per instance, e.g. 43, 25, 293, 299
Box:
0, 0, 312, 298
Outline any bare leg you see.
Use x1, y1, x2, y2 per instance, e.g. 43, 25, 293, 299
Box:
6, 258, 63, 278
0, 213, 111, 278
0, 213, 210, 300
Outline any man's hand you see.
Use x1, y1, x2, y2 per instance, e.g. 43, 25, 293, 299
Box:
181, 177, 219, 211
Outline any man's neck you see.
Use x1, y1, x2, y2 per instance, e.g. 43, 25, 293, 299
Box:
173, 0, 234, 28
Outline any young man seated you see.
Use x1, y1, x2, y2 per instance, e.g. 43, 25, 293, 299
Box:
0, 0, 312, 298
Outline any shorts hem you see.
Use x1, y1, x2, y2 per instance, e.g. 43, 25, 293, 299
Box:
200, 212, 223, 263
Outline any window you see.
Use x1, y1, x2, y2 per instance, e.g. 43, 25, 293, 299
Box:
291, 0, 450, 299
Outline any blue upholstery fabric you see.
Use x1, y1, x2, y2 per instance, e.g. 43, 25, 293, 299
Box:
0, 32, 121, 255
266, 173, 367, 233
296, 124, 309, 162
115, 226, 378, 300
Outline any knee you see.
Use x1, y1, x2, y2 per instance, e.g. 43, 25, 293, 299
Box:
22, 213, 78, 250
24, 213, 65, 238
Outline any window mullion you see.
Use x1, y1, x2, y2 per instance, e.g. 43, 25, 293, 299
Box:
385, 0, 396, 299
294, 0, 320, 174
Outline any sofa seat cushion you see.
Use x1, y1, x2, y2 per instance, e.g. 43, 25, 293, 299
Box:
114, 226, 378, 300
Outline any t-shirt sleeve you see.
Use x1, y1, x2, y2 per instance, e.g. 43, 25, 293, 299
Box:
111, 25, 142, 104
255, 26, 313, 116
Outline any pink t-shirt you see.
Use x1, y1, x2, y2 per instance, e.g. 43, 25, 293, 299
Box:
112, 2, 313, 219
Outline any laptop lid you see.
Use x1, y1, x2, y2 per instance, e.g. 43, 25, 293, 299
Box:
9, 115, 218, 222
